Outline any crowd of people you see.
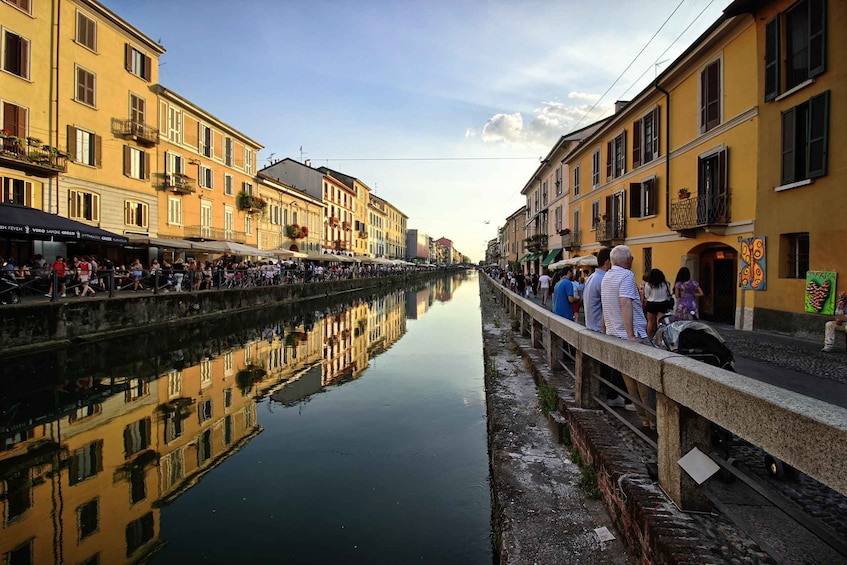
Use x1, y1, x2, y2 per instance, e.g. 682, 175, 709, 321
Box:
1, 254, 423, 299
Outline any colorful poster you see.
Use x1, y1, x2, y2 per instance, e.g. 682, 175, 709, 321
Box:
739, 236, 766, 290
805, 271, 837, 315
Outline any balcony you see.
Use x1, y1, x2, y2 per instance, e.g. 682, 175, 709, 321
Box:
359, 230, 368, 239
162, 173, 196, 194
342, 221, 352, 231
111, 118, 159, 146
329, 216, 340, 227
334, 239, 348, 250
0, 137, 67, 177
183, 226, 246, 244
561, 230, 582, 251
669, 192, 730, 236
595, 218, 626, 245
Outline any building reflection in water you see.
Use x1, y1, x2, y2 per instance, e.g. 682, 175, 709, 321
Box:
0, 273, 468, 564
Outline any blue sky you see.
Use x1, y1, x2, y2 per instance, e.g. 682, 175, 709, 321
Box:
103, 0, 733, 261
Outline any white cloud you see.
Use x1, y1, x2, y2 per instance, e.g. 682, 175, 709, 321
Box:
568, 91, 600, 101
478, 99, 613, 148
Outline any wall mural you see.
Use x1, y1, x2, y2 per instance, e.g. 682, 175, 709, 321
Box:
805, 271, 837, 315
739, 236, 766, 291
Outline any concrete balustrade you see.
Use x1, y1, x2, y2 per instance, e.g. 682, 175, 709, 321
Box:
487, 276, 847, 508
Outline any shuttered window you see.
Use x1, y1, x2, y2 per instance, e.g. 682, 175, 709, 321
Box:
75, 66, 96, 107
68, 189, 100, 222
632, 107, 659, 168
630, 178, 657, 218
124, 201, 149, 228
699, 60, 720, 133
76, 11, 97, 51
2, 101, 27, 137
125, 44, 152, 81
69, 126, 101, 167
765, 0, 826, 100
3, 29, 30, 79
123, 146, 150, 180
781, 90, 829, 184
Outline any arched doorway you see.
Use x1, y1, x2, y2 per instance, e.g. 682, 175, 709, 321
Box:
697, 245, 737, 324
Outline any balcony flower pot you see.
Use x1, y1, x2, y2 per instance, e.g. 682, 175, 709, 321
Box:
678, 189, 691, 199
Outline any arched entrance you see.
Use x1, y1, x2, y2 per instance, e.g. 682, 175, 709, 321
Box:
695, 244, 737, 324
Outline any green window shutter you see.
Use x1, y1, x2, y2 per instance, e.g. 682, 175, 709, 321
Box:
781, 107, 796, 184
808, 0, 826, 78
807, 90, 829, 179
632, 119, 642, 168
629, 182, 641, 217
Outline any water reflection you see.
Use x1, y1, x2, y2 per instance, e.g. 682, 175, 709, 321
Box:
0, 272, 473, 564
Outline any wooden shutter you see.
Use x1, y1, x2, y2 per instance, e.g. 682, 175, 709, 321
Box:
718, 149, 728, 196
20, 36, 29, 79
781, 108, 796, 184
807, 90, 829, 178
632, 119, 642, 168
94, 135, 102, 167
605, 141, 612, 179
699, 67, 708, 133
629, 182, 642, 217
125, 43, 132, 71
143, 151, 150, 180
123, 145, 131, 176
651, 107, 660, 157
808, 0, 826, 78
67, 125, 77, 160
620, 130, 627, 175
142, 54, 152, 81
704, 61, 720, 132
764, 17, 780, 101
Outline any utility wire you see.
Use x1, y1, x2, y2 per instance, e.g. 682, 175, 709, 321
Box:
571, 0, 688, 130
617, 0, 718, 100
311, 157, 539, 162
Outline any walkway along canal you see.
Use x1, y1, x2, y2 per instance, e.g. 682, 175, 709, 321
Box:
1, 271, 496, 564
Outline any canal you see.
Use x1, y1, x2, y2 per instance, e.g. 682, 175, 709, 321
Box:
0, 270, 493, 564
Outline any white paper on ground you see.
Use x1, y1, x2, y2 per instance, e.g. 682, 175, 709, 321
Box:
594, 526, 616, 542
678, 446, 720, 484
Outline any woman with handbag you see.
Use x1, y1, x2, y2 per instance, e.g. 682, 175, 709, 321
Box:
644, 268, 673, 339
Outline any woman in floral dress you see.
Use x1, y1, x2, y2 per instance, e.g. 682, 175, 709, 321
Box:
673, 267, 704, 320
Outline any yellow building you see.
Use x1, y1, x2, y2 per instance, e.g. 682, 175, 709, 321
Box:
322, 174, 355, 255
500, 206, 526, 270
368, 194, 387, 257
1, 0, 165, 261
384, 199, 408, 261
744, 0, 845, 336
565, 7, 759, 325
153, 86, 263, 251
256, 173, 324, 255
316, 167, 373, 258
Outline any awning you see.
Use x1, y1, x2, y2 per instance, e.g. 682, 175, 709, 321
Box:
128, 236, 194, 250
518, 253, 532, 262
0, 202, 128, 244
189, 241, 275, 257
541, 248, 563, 266
273, 248, 308, 259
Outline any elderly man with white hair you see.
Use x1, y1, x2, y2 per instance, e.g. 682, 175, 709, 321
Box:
600, 245, 655, 429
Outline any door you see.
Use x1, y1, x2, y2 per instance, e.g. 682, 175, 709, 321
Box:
699, 247, 736, 324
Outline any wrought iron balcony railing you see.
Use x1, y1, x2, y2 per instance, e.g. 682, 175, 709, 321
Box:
669, 192, 730, 231
162, 173, 196, 194
595, 218, 626, 244
0, 137, 68, 176
561, 230, 582, 250
111, 118, 159, 145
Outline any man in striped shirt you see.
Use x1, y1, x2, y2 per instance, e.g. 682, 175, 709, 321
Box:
600, 245, 654, 429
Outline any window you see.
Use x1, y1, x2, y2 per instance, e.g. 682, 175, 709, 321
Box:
130, 466, 146, 504
2, 101, 27, 137
199, 124, 212, 157
242, 181, 253, 195
533, 191, 539, 214
245, 214, 253, 236
572, 210, 580, 237
781, 232, 809, 278
2, 177, 31, 206
168, 197, 182, 225
224, 207, 233, 239
765, 0, 826, 100
224, 137, 233, 166
629, 178, 657, 218
130, 93, 145, 126
4, 0, 31, 14
633, 107, 660, 168
199, 165, 213, 189
198, 429, 213, 464
2, 29, 30, 79
124, 201, 148, 228
700, 59, 721, 133
591, 200, 601, 230
166, 151, 183, 175
125, 513, 154, 557
68, 189, 99, 222
555, 167, 562, 195
123, 418, 151, 458
605, 132, 626, 180
77, 499, 99, 541
541, 180, 548, 207
123, 146, 149, 180
553, 205, 562, 232
781, 90, 829, 184
244, 148, 254, 174
224, 387, 233, 408
201, 203, 212, 238
573, 165, 581, 197
167, 107, 181, 143
643, 248, 652, 273
591, 149, 601, 188
76, 11, 97, 51
224, 174, 233, 196
75, 66, 96, 107
199, 398, 212, 423
125, 44, 151, 81
200, 359, 212, 387
69, 441, 103, 485
69, 127, 100, 167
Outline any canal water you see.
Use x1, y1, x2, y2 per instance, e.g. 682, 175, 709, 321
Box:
0, 270, 493, 564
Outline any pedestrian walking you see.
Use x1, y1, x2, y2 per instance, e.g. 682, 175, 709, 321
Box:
673, 267, 704, 320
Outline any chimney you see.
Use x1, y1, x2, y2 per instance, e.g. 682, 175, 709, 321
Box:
614, 100, 630, 114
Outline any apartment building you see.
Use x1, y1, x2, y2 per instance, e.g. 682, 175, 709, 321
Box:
154, 85, 263, 248
317, 166, 373, 258
322, 173, 355, 255
373, 194, 407, 260
256, 173, 324, 255
563, 6, 759, 325
368, 193, 386, 257
500, 206, 526, 270
744, 0, 844, 335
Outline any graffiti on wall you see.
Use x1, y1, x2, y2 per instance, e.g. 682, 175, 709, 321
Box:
739, 236, 766, 291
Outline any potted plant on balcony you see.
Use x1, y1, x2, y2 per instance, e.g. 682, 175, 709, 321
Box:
559, 228, 571, 236
678, 188, 691, 199
236, 190, 268, 213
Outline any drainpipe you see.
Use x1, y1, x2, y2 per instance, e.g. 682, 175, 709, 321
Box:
49, 0, 62, 215
656, 81, 671, 230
